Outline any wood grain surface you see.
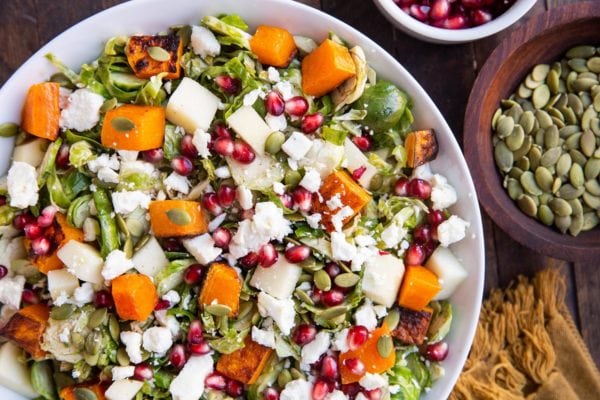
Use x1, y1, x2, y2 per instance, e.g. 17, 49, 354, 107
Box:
0, 0, 597, 367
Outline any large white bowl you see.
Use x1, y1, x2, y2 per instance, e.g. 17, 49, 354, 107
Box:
373, 0, 537, 44
0, 0, 484, 398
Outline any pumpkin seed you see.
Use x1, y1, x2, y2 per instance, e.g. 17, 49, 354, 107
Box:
300, 257, 322, 272
581, 91, 593, 109
117, 348, 130, 366
85, 330, 102, 356
551, 116, 565, 128
284, 170, 302, 187
508, 179, 524, 200
134, 234, 151, 252
535, 110, 553, 129
543, 125, 560, 148
582, 211, 600, 231
74, 388, 98, 400
547, 107, 564, 122
569, 163, 585, 187
492, 108, 502, 130
569, 198, 584, 216
509, 167, 524, 180
569, 213, 584, 236
319, 305, 349, 320
111, 116, 135, 132
502, 99, 520, 108
108, 314, 120, 342
564, 132, 582, 150
147, 46, 171, 62
535, 167, 554, 192
520, 171, 543, 196
205, 304, 232, 317
507, 105, 523, 121
525, 74, 543, 89
566, 71, 578, 92
528, 147, 542, 171
369, 174, 384, 191
294, 289, 314, 306
555, 215, 572, 233
573, 78, 599, 92
551, 177, 562, 194
591, 118, 600, 136
583, 191, 600, 209
547, 69, 561, 94
558, 184, 584, 200
532, 64, 550, 82
582, 106, 597, 130
549, 198, 573, 216
594, 94, 600, 113
88, 307, 108, 329
559, 125, 580, 138
519, 111, 535, 134
567, 45, 596, 59
494, 142, 514, 172
580, 130, 596, 157
99, 98, 118, 113
568, 58, 589, 73
505, 126, 524, 151
538, 204, 555, 226
517, 84, 533, 98
290, 368, 304, 381
0, 122, 18, 137
517, 195, 538, 217
496, 115, 515, 138
585, 179, 600, 196
314, 269, 332, 291
513, 136, 533, 159
265, 131, 285, 155
569, 149, 587, 165
384, 308, 400, 331
377, 334, 393, 358
51, 304, 76, 320
278, 370, 293, 388
532, 84, 550, 109
540, 146, 562, 167
334, 272, 360, 288
515, 156, 530, 171
166, 208, 192, 226
568, 93, 584, 116
561, 106, 578, 125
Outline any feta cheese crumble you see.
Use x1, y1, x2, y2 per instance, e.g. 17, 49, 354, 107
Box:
120, 331, 143, 364
280, 379, 312, 400
251, 326, 276, 349
282, 132, 312, 160
164, 172, 191, 194
190, 25, 221, 58
331, 232, 357, 261
112, 366, 135, 381
299, 168, 321, 193
102, 250, 135, 281
7, 162, 39, 209
0, 275, 25, 310
265, 113, 287, 131
354, 300, 378, 331
437, 215, 470, 247
306, 213, 322, 229
192, 128, 211, 159
257, 292, 296, 335
111, 191, 151, 214
169, 354, 214, 400
142, 326, 173, 354
430, 174, 458, 210
60, 88, 104, 132
359, 372, 388, 390
300, 331, 330, 369
236, 185, 254, 210
182, 234, 222, 265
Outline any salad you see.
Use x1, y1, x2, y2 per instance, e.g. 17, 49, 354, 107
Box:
0, 13, 470, 400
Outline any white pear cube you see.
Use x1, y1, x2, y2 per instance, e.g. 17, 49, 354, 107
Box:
169, 354, 214, 400
132, 236, 169, 277
12, 138, 47, 168
105, 379, 144, 400
299, 139, 344, 178
227, 153, 284, 191
47, 269, 80, 301
426, 246, 468, 300
0, 342, 38, 398
344, 138, 378, 188
362, 253, 405, 308
166, 77, 219, 133
250, 254, 302, 299
57, 240, 104, 284
226, 106, 273, 156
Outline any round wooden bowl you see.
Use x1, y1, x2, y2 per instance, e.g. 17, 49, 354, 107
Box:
464, 2, 600, 262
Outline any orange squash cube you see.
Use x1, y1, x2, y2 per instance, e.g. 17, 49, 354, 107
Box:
112, 274, 158, 321
312, 170, 372, 232
148, 200, 208, 238
405, 129, 438, 168
302, 39, 356, 97
398, 266, 441, 311
101, 104, 165, 151
21, 82, 60, 140
199, 262, 242, 317
250, 25, 297, 68
126, 35, 183, 80
216, 337, 274, 384
0, 304, 50, 360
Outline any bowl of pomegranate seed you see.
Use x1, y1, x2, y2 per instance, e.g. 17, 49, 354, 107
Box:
373, 0, 537, 44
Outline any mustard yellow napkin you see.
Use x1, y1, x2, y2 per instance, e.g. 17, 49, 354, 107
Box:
450, 269, 600, 400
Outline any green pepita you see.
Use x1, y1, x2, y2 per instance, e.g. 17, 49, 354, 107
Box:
278, 369, 293, 388
543, 125, 560, 148
319, 305, 349, 320
108, 314, 120, 342
564, 132, 582, 150
166, 208, 192, 226
566, 45, 596, 59
538, 205, 555, 226
569, 198, 584, 216
573, 78, 599, 92
535, 167, 554, 192
74, 387, 98, 400
585, 179, 600, 196
580, 129, 596, 157
314, 269, 332, 291
540, 146, 561, 167
334, 272, 360, 288
582, 211, 600, 231
50, 304, 76, 320
265, 131, 286, 155
384, 308, 400, 331
294, 289, 314, 306
547, 69, 561, 94
569, 149, 587, 165
515, 156, 530, 171
117, 348, 130, 366
496, 115, 515, 138
147, 46, 171, 62
520, 171, 543, 196
494, 142, 514, 173
513, 135, 533, 160
517, 195, 538, 217
549, 198, 573, 217
284, 170, 302, 187
555, 215, 572, 233
111, 116, 135, 132
88, 307, 108, 329
569, 213, 584, 236
205, 304, 232, 317
583, 191, 600, 209
376, 334, 393, 358
532, 64, 550, 82
568, 58, 589, 73
532, 84, 551, 109
492, 107, 502, 130
0, 122, 19, 137
519, 111, 536, 134
569, 163, 585, 187
507, 178, 524, 200
517, 83, 533, 99
558, 184, 584, 200
506, 125, 525, 151
85, 330, 102, 356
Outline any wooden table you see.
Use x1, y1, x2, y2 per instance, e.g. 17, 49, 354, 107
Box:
0, 0, 597, 365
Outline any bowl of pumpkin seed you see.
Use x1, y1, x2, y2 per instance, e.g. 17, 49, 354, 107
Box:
464, 2, 600, 262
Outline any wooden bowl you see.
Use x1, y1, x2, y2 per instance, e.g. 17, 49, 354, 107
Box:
464, 2, 600, 262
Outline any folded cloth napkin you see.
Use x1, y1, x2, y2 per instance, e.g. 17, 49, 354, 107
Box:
450, 269, 600, 400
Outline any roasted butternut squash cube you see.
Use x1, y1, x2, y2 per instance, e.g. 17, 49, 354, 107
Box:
398, 266, 441, 311
250, 25, 297, 68
148, 200, 208, 238
59, 382, 106, 400
216, 337, 274, 384
101, 105, 165, 151
24, 213, 84, 274
199, 262, 241, 317
302, 39, 356, 97
405, 129, 438, 168
112, 274, 158, 321
0, 304, 50, 360
21, 82, 60, 140
312, 170, 372, 232
126, 35, 183, 80
391, 307, 433, 346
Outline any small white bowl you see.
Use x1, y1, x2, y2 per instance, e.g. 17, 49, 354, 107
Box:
373, 0, 537, 44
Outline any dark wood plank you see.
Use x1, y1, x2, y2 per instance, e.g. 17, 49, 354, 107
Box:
573, 261, 600, 365
0, 0, 39, 83
481, 211, 499, 296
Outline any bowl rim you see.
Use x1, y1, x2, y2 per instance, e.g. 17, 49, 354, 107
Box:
373, 0, 537, 43
464, 2, 600, 262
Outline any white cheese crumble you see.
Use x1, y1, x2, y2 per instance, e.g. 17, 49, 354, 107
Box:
306, 213, 322, 229
214, 166, 231, 179
299, 168, 321, 193
354, 299, 378, 331
97, 167, 119, 184
169, 354, 214, 400
112, 366, 135, 381
280, 379, 312, 400
326, 194, 343, 210
190, 25, 221, 58
331, 232, 357, 261
118, 150, 139, 161
331, 206, 354, 232
282, 132, 312, 161
142, 326, 173, 354
430, 174, 458, 210
0, 275, 25, 310
59, 88, 104, 132
208, 213, 227, 232
332, 328, 349, 353
120, 331, 143, 364
182, 234, 222, 265
111, 191, 151, 214
300, 331, 330, 369
267, 67, 280, 82
87, 153, 120, 173
326, 390, 349, 400
274, 81, 296, 101
155, 310, 181, 338
102, 250, 135, 281
273, 182, 285, 195
257, 292, 296, 336
162, 290, 181, 306
236, 185, 254, 210
380, 224, 405, 249
164, 172, 191, 194
7, 162, 39, 209
243, 89, 264, 106
355, 234, 377, 247
58, 327, 70, 344
437, 216, 470, 247
251, 326, 276, 349
71, 282, 94, 307
265, 114, 287, 131
192, 129, 211, 159
359, 372, 388, 390
411, 163, 433, 180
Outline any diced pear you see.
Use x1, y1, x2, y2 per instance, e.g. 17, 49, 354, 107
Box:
105, 379, 144, 400
227, 153, 284, 191
166, 77, 219, 133
362, 253, 405, 308
426, 246, 468, 300
0, 342, 38, 398
57, 240, 104, 284
227, 106, 273, 156
47, 269, 79, 301
343, 138, 378, 188
0, 237, 26, 272
132, 236, 169, 277
298, 139, 344, 178
12, 138, 47, 168
250, 254, 302, 299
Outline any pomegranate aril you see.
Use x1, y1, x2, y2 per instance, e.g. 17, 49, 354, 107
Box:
189, 341, 211, 355
461, 0, 483, 9
23, 223, 42, 239
0, 196, 5, 206
212, 227, 232, 248
409, 4, 430, 21
212, 137, 235, 157
183, 264, 203, 285
213, 123, 232, 139
352, 165, 367, 180
258, 243, 278, 268
322, 289, 344, 307
142, 148, 164, 163
232, 141, 256, 164
263, 387, 280, 400
0, 265, 8, 280
292, 187, 312, 212
205, 372, 227, 390
321, 355, 339, 380
169, 344, 187, 369
423, 240, 437, 258
352, 135, 372, 152
407, 178, 432, 200
180, 135, 198, 159
284, 96, 309, 117
56, 143, 71, 169
284, 245, 311, 263
471, 9, 493, 25
301, 112, 324, 134
38, 205, 58, 228
133, 363, 154, 381
239, 252, 259, 269
31, 237, 50, 256
365, 388, 383, 400
215, 75, 241, 95
325, 262, 341, 279
187, 320, 204, 344
413, 224, 432, 244
394, 177, 409, 196
430, 0, 450, 20
217, 185, 236, 208
312, 378, 332, 400
161, 237, 184, 252
443, 15, 468, 29
203, 193, 223, 216
94, 290, 114, 308
226, 379, 244, 397
428, 210, 446, 227
13, 213, 35, 230
279, 193, 293, 209
292, 324, 317, 345
171, 155, 194, 176
154, 299, 171, 311
343, 358, 365, 375
425, 341, 449, 361
347, 325, 369, 350
341, 383, 361, 397
405, 244, 426, 266
265, 91, 285, 116
22, 288, 39, 304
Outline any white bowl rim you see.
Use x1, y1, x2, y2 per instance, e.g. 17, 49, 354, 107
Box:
0, 0, 485, 398
374, 0, 537, 43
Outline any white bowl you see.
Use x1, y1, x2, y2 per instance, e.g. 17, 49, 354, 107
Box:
0, 0, 484, 398
373, 0, 537, 44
